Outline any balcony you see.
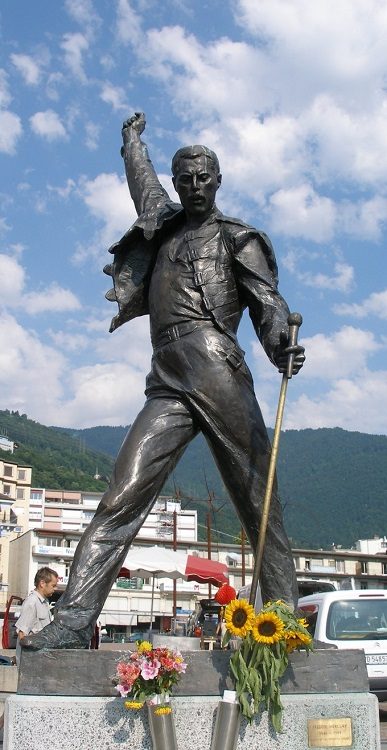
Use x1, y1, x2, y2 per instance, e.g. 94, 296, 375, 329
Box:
32, 544, 75, 558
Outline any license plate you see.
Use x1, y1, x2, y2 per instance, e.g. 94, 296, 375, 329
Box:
366, 654, 387, 665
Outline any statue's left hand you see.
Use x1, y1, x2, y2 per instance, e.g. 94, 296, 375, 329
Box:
275, 332, 305, 375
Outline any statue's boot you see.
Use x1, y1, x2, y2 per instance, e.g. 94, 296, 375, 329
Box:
21, 621, 93, 650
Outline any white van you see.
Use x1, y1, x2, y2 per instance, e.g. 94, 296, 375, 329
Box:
298, 589, 387, 700
237, 579, 336, 612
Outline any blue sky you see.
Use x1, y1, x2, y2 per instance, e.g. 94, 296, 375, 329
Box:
1, 0, 387, 434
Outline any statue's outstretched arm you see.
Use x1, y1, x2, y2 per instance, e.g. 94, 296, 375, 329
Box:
121, 112, 170, 217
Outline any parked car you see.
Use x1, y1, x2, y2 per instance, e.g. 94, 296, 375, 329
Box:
100, 634, 113, 643
186, 599, 222, 638
128, 631, 148, 643
298, 589, 387, 700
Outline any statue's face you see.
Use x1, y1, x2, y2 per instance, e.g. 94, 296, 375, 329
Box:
173, 155, 221, 219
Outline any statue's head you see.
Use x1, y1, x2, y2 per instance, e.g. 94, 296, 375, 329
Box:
171, 145, 222, 219
171, 145, 220, 177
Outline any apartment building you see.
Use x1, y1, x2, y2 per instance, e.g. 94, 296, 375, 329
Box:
0, 458, 32, 594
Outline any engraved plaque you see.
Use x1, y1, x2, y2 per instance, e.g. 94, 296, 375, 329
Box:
308, 717, 352, 748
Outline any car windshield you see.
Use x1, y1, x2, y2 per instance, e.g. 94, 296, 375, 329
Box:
327, 599, 387, 640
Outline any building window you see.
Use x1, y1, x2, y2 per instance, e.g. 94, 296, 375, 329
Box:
17, 469, 26, 481
2, 485, 11, 496
336, 560, 345, 573
16, 488, 24, 500
3, 466, 13, 477
31, 492, 42, 500
44, 537, 62, 547
360, 561, 368, 574
382, 562, 387, 575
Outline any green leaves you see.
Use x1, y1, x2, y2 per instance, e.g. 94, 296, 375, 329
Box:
227, 602, 313, 733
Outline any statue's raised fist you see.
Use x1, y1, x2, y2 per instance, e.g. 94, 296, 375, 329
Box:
122, 112, 146, 139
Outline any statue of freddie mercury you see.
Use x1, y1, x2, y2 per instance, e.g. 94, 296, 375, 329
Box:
23, 113, 305, 650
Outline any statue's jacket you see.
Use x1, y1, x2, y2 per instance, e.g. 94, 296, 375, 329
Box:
104, 139, 291, 367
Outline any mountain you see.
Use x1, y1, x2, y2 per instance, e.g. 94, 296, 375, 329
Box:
1, 409, 387, 549
0, 410, 113, 492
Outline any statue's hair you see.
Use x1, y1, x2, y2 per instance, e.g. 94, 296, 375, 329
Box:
171, 145, 220, 177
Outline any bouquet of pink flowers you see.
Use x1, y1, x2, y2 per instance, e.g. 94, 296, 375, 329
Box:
114, 640, 187, 710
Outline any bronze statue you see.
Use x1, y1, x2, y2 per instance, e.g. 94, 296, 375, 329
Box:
23, 113, 305, 650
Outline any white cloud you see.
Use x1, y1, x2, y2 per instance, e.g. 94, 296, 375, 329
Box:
284, 371, 387, 434
0, 255, 25, 303
334, 290, 387, 320
46, 72, 65, 101
60, 360, 146, 427
29, 110, 67, 141
235, 0, 387, 106
73, 172, 137, 263
64, 0, 101, 33
48, 330, 89, 352
299, 262, 355, 293
268, 184, 336, 242
0, 111, 22, 155
295, 327, 381, 381
0, 69, 12, 108
0, 254, 81, 314
47, 179, 76, 200
0, 313, 147, 428
250, 323, 387, 433
23, 284, 82, 315
251, 325, 381, 390
84, 121, 100, 151
116, 0, 143, 45
60, 32, 89, 80
10, 53, 41, 85
0, 217, 11, 233
339, 196, 387, 242
0, 313, 66, 416
92, 316, 152, 371
100, 83, 129, 112
129, 6, 387, 246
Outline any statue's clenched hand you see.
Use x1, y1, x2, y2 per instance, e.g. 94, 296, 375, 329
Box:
121, 112, 146, 151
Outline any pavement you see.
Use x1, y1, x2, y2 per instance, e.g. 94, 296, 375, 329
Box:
380, 701, 387, 748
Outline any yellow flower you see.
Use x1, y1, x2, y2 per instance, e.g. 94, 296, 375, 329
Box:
296, 631, 312, 647
285, 629, 312, 652
297, 617, 308, 628
252, 611, 285, 644
124, 701, 144, 710
154, 706, 172, 715
137, 640, 153, 653
224, 599, 255, 637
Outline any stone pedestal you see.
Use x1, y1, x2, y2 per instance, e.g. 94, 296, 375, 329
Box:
2, 648, 381, 750
4, 693, 381, 750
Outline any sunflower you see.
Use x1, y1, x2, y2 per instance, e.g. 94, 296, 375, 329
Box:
124, 700, 144, 710
224, 598, 255, 637
154, 706, 172, 716
252, 611, 285, 644
285, 629, 312, 652
296, 631, 312, 647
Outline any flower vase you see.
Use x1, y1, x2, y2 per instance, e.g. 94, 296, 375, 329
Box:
147, 695, 178, 750
210, 696, 241, 750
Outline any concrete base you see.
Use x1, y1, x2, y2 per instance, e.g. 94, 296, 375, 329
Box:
4, 692, 381, 750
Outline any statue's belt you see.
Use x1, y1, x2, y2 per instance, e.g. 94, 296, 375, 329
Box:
152, 319, 244, 370
152, 320, 209, 348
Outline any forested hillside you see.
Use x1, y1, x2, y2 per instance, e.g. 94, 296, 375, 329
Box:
0, 410, 112, 491
1, 409, 387, 549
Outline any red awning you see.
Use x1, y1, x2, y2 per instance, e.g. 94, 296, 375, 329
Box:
117, 567, 131, 579
185, 555, 229, 587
